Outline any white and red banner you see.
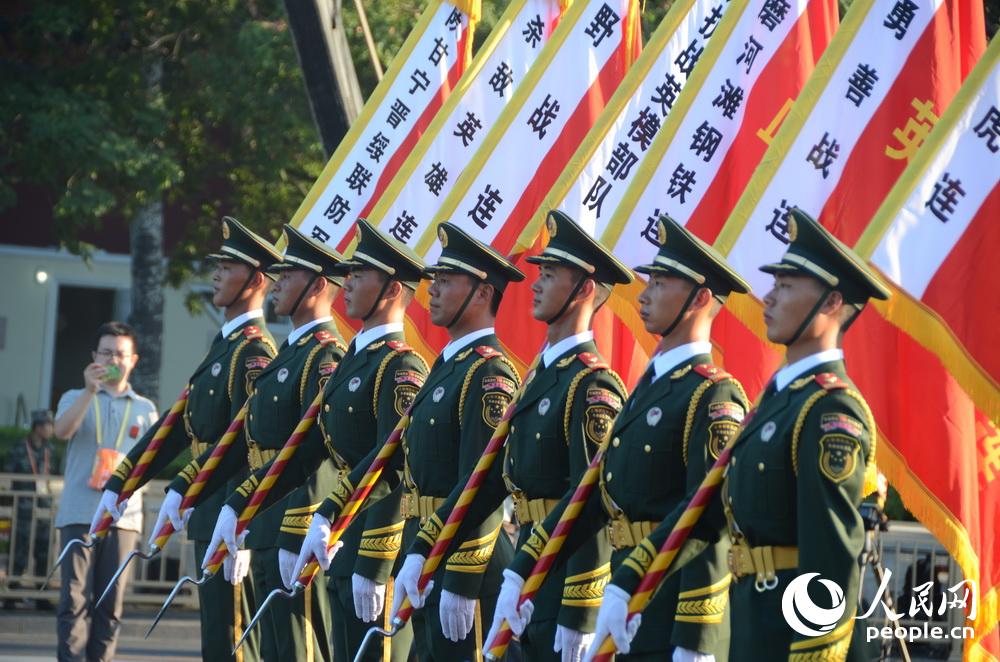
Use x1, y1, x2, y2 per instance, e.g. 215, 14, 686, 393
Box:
367, 0, 566, 245
289, 0, 479, 252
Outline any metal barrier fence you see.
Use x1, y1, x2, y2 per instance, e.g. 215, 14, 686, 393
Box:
0, 473, 199, 608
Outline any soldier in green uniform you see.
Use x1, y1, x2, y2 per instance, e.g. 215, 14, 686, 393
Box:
591, 209, 889, 662
298, 222, 527, 661
495, 216, 752, 661
220, 219, 431, 662
167, 223, 349, 662
381, 211, 633, 662
93, 216, 280, 662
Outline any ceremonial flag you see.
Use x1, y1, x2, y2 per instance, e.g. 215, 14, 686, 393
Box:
851, 37, 1000, 658
289, 0, 480, 252
371, 0, 641, 372
598, 0, 840, 392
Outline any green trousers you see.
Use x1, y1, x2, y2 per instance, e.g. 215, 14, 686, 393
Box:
194, 539, 260, 662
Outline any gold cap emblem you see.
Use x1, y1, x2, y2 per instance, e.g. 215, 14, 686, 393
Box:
546, 215, 558, 237
787, 216, 798, 242
438, 226, 448, 248
657, 219, 667, 245
221, 220, 230, 239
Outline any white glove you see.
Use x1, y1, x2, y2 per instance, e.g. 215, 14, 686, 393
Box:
202, 505, 246, 570
584, 584, 640, 660
223, 549, 251, 585
90, 490, 127, 535
554, 625, 594, 662
391, 554, 434, 619
439, 589, 476, 642
672, 647, 715, 662
352, 573, 387, 623
279, 548, 298, 590
148, 489, 190, 547
290, 514, 342, 584
482, 569, 534, 658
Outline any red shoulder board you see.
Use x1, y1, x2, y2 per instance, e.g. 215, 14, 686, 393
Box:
243, 325, 264, 340
314, 330, 336, 346
386, 340, 413, 352
693, 363, 731, 383
814, 372, 848, 390
475, 345, 500, 358
577, 352, 608, 369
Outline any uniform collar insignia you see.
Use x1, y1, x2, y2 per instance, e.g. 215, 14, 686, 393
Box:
670, 364, 693, 380
228, 330, 242, 341
456, 347, 475, 362
789, 376, 814, 390
555, 355, 576, 369
367, 341, 386, 352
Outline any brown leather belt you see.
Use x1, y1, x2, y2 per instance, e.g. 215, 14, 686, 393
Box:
728, 543, 798, 591
511, 492, 559, 524
608, 517, 656, 550
400, 492, 446, 520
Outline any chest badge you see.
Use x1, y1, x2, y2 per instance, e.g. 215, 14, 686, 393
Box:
348, 376, 361, 392
538, 398, 551, 416
211, 362, 222, 377
646, 406, 662, 426
277, 368, 289, 383
760, 421, 776, 442
433, 386, 446, 402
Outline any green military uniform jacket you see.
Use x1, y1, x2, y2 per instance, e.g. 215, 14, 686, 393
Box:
223, 330, 428, 582
169, 320, 346, 550
401, 339, 627, 633
397, 335, 520, 599
507, 352, 748, 656
613, 358, 876, 662
106, 318, 277, 541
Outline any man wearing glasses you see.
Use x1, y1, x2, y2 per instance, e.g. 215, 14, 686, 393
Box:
53, 320, 158, 662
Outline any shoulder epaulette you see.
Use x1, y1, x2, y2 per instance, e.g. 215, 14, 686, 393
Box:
693, 363, 731, 383
475, 345, 501, 359
314, 330, 335, 346
243, 325, 264, 340
576, 352, 608, 369
814, 372, 848, 390
386, 340, 413, 352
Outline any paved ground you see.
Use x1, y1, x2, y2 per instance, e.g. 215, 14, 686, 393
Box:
0, 606, 199, 661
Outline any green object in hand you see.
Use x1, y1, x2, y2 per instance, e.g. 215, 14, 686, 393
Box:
102, 365, 121, 382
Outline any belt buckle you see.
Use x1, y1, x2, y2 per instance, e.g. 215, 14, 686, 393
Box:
512, 493, 529, 522
608, 518, 629, 549
400, 493, 416, 519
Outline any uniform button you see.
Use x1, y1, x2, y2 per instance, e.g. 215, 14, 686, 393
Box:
190, 384, 195, 391
209, 389, 214, 395
612, 437, 620, 448
535, 432, 540, 440
730, 457, 736, 467
644, 444, 651, 453
510, 426, 515, 434
348, 406, 354, 413
605, 472, 613, 482
273, 395, 278, 402
430, 418, 435, 425
758, 462, 765, 472
249, 414, 253, 421
728, 496, 733, 504
324, 404, 330, 412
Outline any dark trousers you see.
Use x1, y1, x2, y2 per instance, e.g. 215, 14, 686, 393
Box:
329, 574, 413, 662
56, 524, 138, 662
250, 546, 332, 662
414, 585, 502, 662
13, 506, 51, 578
193, 539, 260, 662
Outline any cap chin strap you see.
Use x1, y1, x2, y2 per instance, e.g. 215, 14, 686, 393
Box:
287, 273, 320, 320
657, 285, 701, 338
223, 268, 260, 309
784, 286, 833, 346
360, 277, 394, 323
446, 281, 483, 329
545, 272, 589, 325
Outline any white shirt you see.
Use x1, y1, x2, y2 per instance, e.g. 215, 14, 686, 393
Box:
442, 327, 495, 363
542, 330, 594, 368
650, 341, 713, 383
775, 348, 844, 391
221, 309, 264, 338
353, 322, 404, 354
287, 316, 333, 346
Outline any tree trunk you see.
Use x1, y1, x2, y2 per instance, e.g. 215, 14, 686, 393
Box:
284, 0, 363, 157
129, 59, 165, 402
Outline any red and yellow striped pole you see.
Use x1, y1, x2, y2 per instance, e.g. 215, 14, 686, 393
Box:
288, 402, 415, 588
390, 390, 524, 629
202, 391, 324, 575
485, 439, 607, 659
92, 387, 191, 538
590, 444, 732, 662
147, 402, 249, 552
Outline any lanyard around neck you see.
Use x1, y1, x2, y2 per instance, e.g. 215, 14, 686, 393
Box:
23, 439, 50, 475
92, 395, 133, 451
